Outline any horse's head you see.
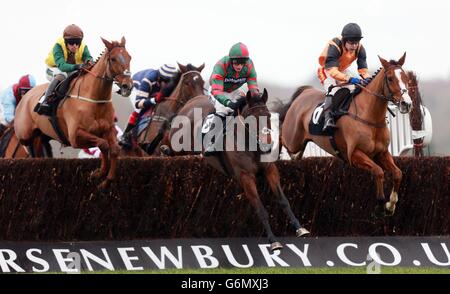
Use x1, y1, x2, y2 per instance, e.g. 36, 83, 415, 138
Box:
176, 62, 205, 101
378, 53, 412, 114
241, 88, 273, 153
101, 37, 133, 97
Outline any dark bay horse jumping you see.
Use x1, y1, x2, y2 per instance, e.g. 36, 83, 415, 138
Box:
169, 89, 309, 251
281, 53, 412, 217
14, 37, 133, 189
134, 63, 205, 156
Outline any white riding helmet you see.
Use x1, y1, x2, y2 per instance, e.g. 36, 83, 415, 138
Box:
158, 64, 178, 81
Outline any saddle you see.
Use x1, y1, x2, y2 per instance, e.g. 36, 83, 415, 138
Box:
54, 71, 80, 101
308, 87, 360, 136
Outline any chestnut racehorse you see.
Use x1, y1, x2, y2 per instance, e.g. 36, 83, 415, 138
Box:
14, 37, 133, 189
281, 53, 412, 217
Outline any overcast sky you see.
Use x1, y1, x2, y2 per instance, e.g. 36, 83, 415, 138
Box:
3, 0, 450, 88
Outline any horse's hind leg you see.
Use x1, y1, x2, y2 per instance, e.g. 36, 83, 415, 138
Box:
265, 163, 310, 237
376, 152, 402, 216
239, 171, 282, 251
351, 149, 386, 217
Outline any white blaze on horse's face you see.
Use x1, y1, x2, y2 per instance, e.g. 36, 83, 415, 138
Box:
394, 69, 412, 114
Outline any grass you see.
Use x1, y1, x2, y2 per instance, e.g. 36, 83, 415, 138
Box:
80, 267, 450, 274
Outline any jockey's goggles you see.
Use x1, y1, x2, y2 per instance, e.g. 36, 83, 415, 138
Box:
65, 38, 82, 46
232, 58, 247, 65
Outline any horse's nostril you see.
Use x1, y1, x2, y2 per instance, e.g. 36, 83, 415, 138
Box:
122, 84, 129, 90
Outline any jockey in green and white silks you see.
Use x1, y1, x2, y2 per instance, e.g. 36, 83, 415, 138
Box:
204, 42, 260, 156
209, 42, 259, 116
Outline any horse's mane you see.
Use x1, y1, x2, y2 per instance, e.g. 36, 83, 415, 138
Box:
166, 64, 201, 99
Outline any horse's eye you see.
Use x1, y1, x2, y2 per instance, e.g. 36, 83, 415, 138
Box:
387, 77, 393, 82
111, 58, 117, 63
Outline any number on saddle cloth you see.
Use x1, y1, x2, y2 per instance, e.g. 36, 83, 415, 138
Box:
201, 114, 215, 134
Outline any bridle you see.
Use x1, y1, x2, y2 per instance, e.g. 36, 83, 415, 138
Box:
238, 102, 273, 153
356, 66, 408, 107
82, 45, 131, 85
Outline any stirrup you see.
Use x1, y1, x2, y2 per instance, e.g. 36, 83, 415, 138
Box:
323, 119, 336, 131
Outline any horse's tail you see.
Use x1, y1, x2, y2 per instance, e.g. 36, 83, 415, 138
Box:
277, 85, 313, 122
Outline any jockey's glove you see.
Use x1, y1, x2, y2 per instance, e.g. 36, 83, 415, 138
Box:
142, 97, 156, 109
348, 77, 362, 85
226, 100, 239, 111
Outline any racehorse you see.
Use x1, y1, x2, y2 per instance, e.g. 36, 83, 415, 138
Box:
281, 53, 412, 217
14, 37, 133, 190
0, 124, 52, 158
135, 63, 205, 156
169, 89, 309, 251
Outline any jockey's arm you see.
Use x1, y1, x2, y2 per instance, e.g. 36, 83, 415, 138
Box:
81, 46, 93, 64
246, 60, 259, 94
357, 45, 370, 79
210, 63, 229, 106
324, 45, 349, 82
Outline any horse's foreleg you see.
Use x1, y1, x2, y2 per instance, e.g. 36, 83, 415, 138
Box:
240, 171, 282, 251
100, 129, 120, 190
350, 149, 386, 217
376, 152, 402, 216
265, 163, 309, 237
75, 129, 110, 181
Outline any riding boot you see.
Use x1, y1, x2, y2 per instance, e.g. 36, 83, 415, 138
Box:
0, 124, 6, 138
204, 114, 226, 156
118, 122, 135, 149
322, 95, 336, 132
35, 79, 61, 116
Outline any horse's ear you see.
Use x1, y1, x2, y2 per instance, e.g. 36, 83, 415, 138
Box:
262, 88, 268, 103
378, 55, 390, 69
120, 36, 126, 47
101, 37, 113, 50
246, 90, 252, 105
398, 52, 406, 66
177, 62, 187, 73
198, 63, 205, 72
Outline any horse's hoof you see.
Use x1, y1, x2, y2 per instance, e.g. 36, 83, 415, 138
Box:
270, 242, 283, 252
296, 227, 310, 237
90, 169, 105, 181
384, 203, 396, 217
160, 145, 171, 156
374, 204, 386, 219
97, 180, 110, 192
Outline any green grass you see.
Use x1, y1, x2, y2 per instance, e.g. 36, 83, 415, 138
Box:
82, 267, 450, 274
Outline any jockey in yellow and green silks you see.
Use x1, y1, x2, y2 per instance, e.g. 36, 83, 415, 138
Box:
35, 24, 93, 116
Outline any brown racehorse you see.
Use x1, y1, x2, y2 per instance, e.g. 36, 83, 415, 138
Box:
281, 53, 412, 217
135, 63, 205, 156
0, 124, 52, 158
169, 89, 310, 251
14, 37, 133, 189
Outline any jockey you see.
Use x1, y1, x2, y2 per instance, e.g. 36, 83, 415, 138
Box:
0, 74, 36, 135
318, 23, 370, 132
204, 42, 259, 156
118, 64, 179, 149
35, 24, 93, 116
